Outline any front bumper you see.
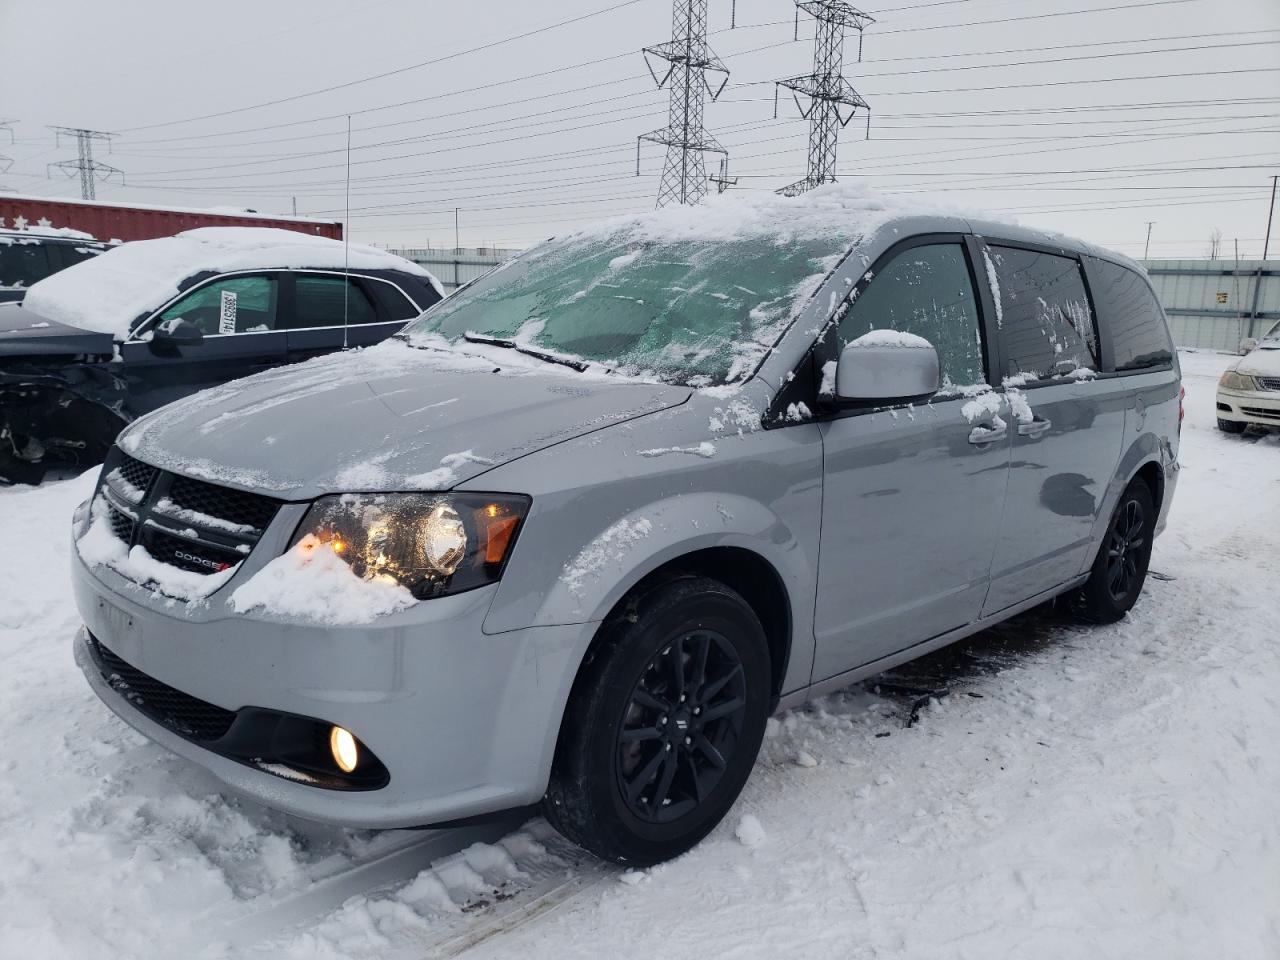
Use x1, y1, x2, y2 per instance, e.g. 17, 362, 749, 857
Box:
1217, 387, 1280, 428
72, 543, 594, 829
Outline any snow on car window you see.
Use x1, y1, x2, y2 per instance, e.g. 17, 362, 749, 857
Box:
986, 245, 1098, 380
401, 185, 909, 387
836, 243, 986, 392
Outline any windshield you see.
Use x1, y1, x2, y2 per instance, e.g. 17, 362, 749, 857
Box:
1261, 319, 1280, 345
402, 230, 852, 386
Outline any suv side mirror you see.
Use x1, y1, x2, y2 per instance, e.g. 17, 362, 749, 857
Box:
1240, 337, 1259, 355
150, 317, 204, 349
833, 330, 940, 405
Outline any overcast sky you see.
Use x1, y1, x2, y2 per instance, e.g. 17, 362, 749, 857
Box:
2, 0, 1277, 258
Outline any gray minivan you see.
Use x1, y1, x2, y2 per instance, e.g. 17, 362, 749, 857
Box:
70, 191, 1181, 865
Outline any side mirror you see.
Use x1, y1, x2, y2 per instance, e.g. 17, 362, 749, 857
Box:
150, 317, 204, 349
833, 330, 940, 405
1240, 337, 1258, 355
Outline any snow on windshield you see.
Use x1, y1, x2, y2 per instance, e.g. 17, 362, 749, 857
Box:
404, 184, 908, 387
21, 227, 438, 337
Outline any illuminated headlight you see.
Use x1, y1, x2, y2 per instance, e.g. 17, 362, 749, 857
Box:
290, 492, 530, 599
1219, 370, 1257, 391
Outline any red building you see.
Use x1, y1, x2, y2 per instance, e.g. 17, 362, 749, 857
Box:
0, 194, 342, 243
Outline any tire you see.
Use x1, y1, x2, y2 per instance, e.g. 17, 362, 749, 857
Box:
544, 576, 771, 866
1074, 480, 1156, 624
1217, 418, 1246, 434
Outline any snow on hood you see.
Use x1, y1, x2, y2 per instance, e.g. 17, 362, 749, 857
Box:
1238, 343, 1280, 378
116, 339, 690, 499
20, 227, 438, 338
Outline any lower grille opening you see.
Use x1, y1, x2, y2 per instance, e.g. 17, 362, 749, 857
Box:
89, 636, 235, 741
85, 634, 389, 791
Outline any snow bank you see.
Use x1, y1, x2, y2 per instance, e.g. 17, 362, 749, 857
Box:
22, 227, 436, 337
230, 534, 415, 624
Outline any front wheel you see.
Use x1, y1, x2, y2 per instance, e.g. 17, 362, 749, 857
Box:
544, 576, 771, 865
1074, 480, 1156, 623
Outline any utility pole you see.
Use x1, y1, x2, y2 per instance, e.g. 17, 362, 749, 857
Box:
1143, 221, 1155, 260
454, 207, 460, 252
637, 0, 731, 208
48, 127, 122, 200
709, 156, 738, 194
775, 1, 873, 196
1264, 175, 1277, 260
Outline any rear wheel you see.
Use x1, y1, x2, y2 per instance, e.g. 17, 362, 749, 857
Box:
1074, 480, 1156, 623
1217, 418, 1246, 434
544, 576, 770, 865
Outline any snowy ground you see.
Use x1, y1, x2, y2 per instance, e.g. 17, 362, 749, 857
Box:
1, 350, 1277, 959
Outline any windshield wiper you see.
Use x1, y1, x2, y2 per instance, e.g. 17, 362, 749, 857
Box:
462, 331, 589, 372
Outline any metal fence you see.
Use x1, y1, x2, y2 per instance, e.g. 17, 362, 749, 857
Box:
388, 246, 521, 293
1140, 259, 1279, 353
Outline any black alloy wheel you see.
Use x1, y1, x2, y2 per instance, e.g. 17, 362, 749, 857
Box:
615, 629, 747, 824
545, 576, 770, 865
1075, 479, 1156, 623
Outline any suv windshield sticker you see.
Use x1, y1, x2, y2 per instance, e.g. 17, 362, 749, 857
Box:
219, 290, 238, 335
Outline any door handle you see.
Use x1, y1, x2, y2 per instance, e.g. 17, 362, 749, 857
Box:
1017, 417, 1052, 438
968, 423, 1008, 445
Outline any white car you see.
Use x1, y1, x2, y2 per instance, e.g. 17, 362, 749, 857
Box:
1217, 321, 1280, 433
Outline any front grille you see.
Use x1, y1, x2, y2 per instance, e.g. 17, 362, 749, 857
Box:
92, 449, 284, 591
89, 635, 236, 741
166, 474, 279, 535
1241, 406, 1280, 421
1256, 376, 1280, 392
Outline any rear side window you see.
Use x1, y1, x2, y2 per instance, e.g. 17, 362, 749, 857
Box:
0, 240, 51, 287
985, 245, 1097, 380
368, 279, 423, 321
1087, 258, 1173, 371
292, 275, 378, 327
837, 242, 986, 391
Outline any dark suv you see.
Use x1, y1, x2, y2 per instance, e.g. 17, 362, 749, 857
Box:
0, 229, 112, 303
0, 228, 441, 482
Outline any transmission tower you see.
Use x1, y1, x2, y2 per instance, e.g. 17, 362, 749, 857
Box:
48, 127, 122, 200
636, 0, 731, 208
774, 1, 874, 196
0, 121, 14, 180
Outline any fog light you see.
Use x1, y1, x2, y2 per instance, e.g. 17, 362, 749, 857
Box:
330, 725, 359, 773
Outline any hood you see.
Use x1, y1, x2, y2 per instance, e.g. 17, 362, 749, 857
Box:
117, 340, 690, 499
1238, 344, 1280, 378
0, 303, 114, 358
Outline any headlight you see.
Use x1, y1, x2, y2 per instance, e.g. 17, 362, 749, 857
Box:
290, 493, 530, 599
1219, 371, 1257, 391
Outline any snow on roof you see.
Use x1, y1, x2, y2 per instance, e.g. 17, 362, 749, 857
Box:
21, 227, 439, 337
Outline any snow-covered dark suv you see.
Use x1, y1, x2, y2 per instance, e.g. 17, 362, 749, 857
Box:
0, 227, 441, 483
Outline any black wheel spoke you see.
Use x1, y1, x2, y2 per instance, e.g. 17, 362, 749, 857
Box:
691, 634, 710, 692
625, 748, 666, 805
620, 725, 663, 743
700, 663, 743, 703
693, 733, 727, 769
667, 637, 685, 702
699, 696, 745, 724
651, 752, 678, 810
632, 688, 671, 713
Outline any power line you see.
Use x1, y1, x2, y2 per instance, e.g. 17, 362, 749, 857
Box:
118, 0, 649, 134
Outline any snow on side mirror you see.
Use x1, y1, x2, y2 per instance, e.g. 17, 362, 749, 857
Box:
834, 330, 940, 406
1239, 337, 1258, 355
151, 317, 204, 348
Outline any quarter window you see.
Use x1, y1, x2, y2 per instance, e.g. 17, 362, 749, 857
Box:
292, 275, 378, 328
1087, 257, 1173, 371
836, 243, 986, 392
157, 275, 278, 335
985, 245, 1097, 380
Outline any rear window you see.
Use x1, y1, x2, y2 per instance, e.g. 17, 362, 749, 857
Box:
1087, 258, 1173, 371
292, 275, 378, 327
985, 244, 1097, 381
